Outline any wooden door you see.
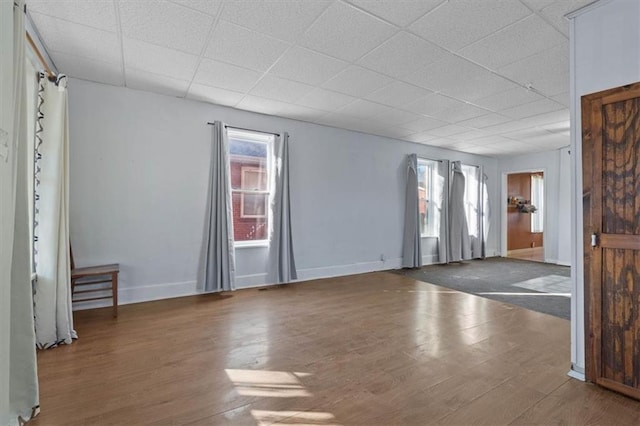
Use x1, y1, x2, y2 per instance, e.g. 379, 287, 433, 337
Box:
583, 82, 640, 399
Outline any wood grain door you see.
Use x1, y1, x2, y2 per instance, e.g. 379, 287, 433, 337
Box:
583, 82, 640, 399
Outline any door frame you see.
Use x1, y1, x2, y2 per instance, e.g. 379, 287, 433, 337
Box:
501, 168, 548, 260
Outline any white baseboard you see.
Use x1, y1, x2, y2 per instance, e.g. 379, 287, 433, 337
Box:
567, 363, 585, 381
73, 258, 406, 311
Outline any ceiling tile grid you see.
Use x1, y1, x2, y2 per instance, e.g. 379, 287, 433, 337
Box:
27, 0, 594, 156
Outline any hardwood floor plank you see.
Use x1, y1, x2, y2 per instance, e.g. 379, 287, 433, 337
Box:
30, 271, 640, 425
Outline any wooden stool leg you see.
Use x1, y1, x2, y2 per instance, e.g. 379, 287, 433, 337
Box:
112, 272, 118, 318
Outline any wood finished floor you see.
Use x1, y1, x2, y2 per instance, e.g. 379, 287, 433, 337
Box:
507, 247, 545, 263
32, 272, 640, 425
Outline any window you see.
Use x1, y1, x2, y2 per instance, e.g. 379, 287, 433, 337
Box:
417, 158, 439, 237
461, 164, 480, 238
228, 129, 274, 245
531, 174, 544, 233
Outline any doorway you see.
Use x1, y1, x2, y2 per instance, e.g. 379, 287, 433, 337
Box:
505, 171, 545, 262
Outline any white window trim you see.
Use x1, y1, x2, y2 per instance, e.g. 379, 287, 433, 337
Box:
227, 128, 274, 245
239, 166, 267, 219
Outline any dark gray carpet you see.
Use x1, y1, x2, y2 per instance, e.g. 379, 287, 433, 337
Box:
394, 257, 571, 320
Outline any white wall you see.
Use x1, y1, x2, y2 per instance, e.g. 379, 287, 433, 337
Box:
569, 0, 640, 376
0, 0, 14, 422
67, 79, 500, 307
497, 147, 571, 266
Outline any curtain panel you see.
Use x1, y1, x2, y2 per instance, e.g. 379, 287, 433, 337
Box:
33, 73, 76, 349
2, 1, 40, 423
402, 154, 422, 268
449, 161, 471, 262
200, 121, 235, 292
268, 132, 297, 283
436, 159, 450, 264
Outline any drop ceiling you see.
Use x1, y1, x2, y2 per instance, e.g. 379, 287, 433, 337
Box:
26, 0, 593, 156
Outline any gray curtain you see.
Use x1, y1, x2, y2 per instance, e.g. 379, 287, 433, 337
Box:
481, 172, 490, 258
268, 132, 297, 283
200, 121, 235, 292
437, 160, 450, 264
402, 154, 421, 268
449, 161, 471, 262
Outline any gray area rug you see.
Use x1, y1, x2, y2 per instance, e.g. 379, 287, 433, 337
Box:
394, 257, 571, 320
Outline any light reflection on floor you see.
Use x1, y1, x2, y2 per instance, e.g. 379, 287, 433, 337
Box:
225, 369, 341, 425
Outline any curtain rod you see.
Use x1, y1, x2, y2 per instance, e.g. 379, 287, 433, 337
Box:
207, 122, 280, 137
26, 31, 55, 79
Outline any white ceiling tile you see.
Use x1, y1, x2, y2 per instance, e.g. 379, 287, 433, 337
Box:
403, 131, 440, 143
276, 103, 329, 122
126, 68, 189, 97
30, 12, 121, 64
473, 86, 544, 112
402, 92, 461, 117
409, 0, 531, 51
221, 0, 330, 43
347, 0, 443, 27
236, 94, 326, 122
205, 20, 290, 72
456, 113, 512, 129
499, 43, 569, 96
249, 76, 315, 104
453, 129, 491, 141
516, 109, 570, 127
169, 0, 222, 16
375, 109, 424, 126
236, 95, 293, 117
519, 0, 557, 11
123, 38, 199, 81
423, 137, 457, 148
296, 88, 357, 112
27, 0, 117, 32
51, 51, 124, 86
365, 81, 432, 108
322, 65, 394, 97
300, 2, 397, 61
501, 127, 555, 141
481, 119, 539, 135
118, 0, 213, 54
269, 46, 349, 85
187, 84, 245, 107
468, 135, 519, 146
337, 99, 398, 121
551, 92, 569, 107
405, 54, 518, 101
541, 120, 570, 134
194, 59, 261, 92
428, 124, 470, 137
539, 0, 595, 36
358, 31, 446, 79
458, 15, 566, 70
500, 98, 565, 119
371, 126, 417, 140
401, 116, 448, 132
434, 102, 492, 123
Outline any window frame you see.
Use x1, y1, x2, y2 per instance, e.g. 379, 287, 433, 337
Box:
227, 128, 274, 248
239, 166, 268, 219
417, 158, 439, 238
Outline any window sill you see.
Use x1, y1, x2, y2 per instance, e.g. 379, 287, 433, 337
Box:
235, 241, 269, 249
421, 235, 438, 239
